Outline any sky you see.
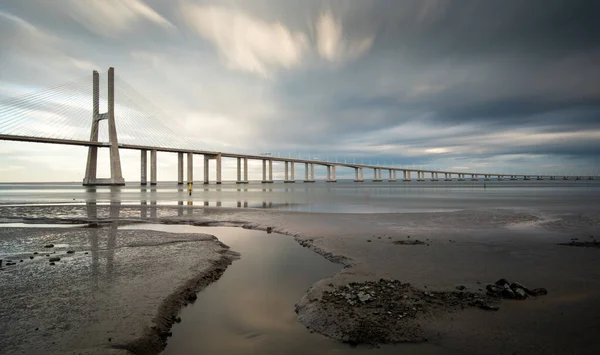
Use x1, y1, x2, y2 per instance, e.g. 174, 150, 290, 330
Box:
0, 0, 599, 182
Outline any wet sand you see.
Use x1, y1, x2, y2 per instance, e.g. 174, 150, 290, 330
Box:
1, 204, 600, 354
0, 225, 238, 355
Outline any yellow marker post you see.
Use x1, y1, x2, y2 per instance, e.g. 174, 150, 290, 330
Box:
188, 182, 193, 196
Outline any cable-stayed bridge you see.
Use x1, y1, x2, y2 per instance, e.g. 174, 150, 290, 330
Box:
0, 68, 595, 185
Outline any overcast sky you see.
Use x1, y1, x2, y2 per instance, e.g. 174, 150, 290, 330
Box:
1, 0, 599, 182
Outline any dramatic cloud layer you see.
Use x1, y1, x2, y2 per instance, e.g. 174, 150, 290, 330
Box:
0, 0, 599, 182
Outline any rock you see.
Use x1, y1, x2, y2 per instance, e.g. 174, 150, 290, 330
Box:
33, 252, 38, 255
478, 304, 500, 311
357, 292, 372, 303
20, 260, 23, 262
456, 285, 466, 291
49, 257, 61, 262
513, 287, 528, 300
66, 250, 75, 254
528, 288, 548, 296
174, 316, 182, 323
29, 256, 34, 259
495, 279, 510, 287
367, 240, 371, 242
501, 287, 516, 299
84, 252, 89, 255
49, 262, 55, 266
266, 227, 273, 233
44, 244, 54, 248
486, 284, 504, 297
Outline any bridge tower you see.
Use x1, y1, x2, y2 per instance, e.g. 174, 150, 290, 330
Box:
83, 68, 125, 186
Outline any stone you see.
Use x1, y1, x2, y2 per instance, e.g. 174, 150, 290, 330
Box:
174, 317, 182, 323
49, 262, 55, 266
513, 287, 528, 300
33, 252, 38, 255
84, 252, 89, 255
29, 256, 34, 259
495, 279, 510, 287
266, 227, 273, 233
367, 240, 371, 242
456, 285, 466, 291
486, 284, 504, 296
501, 287, 516, 299
44, 244, 54, 248
49, 257, 60, 262
66, 250, 75, 254
357, 292, 372, 303
478, 304, 500, 311
528, 288, 548, 296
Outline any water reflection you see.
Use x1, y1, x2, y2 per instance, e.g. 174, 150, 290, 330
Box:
86, 201, 121, 289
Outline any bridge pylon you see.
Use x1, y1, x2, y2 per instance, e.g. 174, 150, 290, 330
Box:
83, 67, 125, 186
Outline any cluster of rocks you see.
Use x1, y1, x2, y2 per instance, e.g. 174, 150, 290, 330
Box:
486, 279, 548, 300
296, 279, 498, 346
559, 236, 599, 248
0, 245, 80, 269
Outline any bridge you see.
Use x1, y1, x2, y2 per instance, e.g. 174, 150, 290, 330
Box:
0, 68, 595, 185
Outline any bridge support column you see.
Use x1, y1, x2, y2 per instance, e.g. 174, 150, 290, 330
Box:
187, 152, 193, 184
140, 150, 147, 185
244, 158, 248, 182
311, 163, 315, 181
354, 167, 363, 182
236, 157, 241, 182
216, 154, 222, 184
332, 166, 337, 181
326, 166, 331, 181
177, 152, 184, 185
204, 155, 210, 184
150, 150, 157, 185
83, 67, 124, 186
360, 167, 364, 181
373, 168, 382, 182
268, 160, 272, 182
285, 162, 295, 183
262, 160, 267, 183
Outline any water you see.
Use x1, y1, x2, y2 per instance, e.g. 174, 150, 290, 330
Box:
122, 224, 457, 355
1, 180, 599, 213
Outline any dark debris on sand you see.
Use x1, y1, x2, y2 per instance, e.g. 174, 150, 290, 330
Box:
559, 236, 600, 248
295, 279, 498, 346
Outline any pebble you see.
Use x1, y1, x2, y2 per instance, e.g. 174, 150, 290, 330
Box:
67, 250, 75, 254
49, 257, 61, 262
44, 244, 54, 248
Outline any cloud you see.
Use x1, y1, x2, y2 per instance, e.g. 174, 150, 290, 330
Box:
181, 4, 309, 76
66, 0, 175, 37
315, 10, 374, 63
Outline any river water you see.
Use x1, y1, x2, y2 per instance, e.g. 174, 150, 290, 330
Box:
1, 180, 599, 213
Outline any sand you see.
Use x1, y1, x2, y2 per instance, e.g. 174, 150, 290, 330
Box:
1, 204, 600, 354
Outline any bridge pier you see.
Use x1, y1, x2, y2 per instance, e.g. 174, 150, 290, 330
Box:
388, 169, 397, 182
458, 174, 465, 181
177, 152, 184, 185
417, 171, 425, 181
187, 152, 193, 185
304, 163, 315, 182
471, 174, 478, 181
354, 167, 363, 182
373, 168, 382, 182
150, 150, 157, 185
325, 165, 337, 182
403, 170, 411, 181
204, 155, 209, 184
140, 150, 147, 185
284, 161, 295, 183
236, 157, 248, 184
82, 68, 124, 186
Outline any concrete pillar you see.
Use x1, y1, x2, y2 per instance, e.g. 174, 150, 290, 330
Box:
262, 160, 267, 182
216, 154, 222, 184
291, 162, 295, 181
393, 170, 397, 181
305, 163, 309, 181
244, 158, 248, 182
355, 168, 359, 181
310, 163, 315, 180
83, 71, 100, 185
374, 169, 377, 180
140, 150, 147, 185
285, 162, 289, 180
150, 150, 157, 185
107, 68, 124, 184
360, 167, 364, 181
327, 166, 331, 181
204, 155, 209, 184
187, 152, 193, 184
378, 169, 382, 180
332, 166, 336, 181
237, 157, 241, 182
268, 160, 272, 181
177, 152, 184, 185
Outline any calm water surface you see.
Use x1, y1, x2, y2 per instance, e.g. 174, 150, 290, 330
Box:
1, 180, 599, 213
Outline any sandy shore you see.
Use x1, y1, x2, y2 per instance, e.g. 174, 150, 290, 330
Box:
1, 205, 600, 354
0, 225, 238, 355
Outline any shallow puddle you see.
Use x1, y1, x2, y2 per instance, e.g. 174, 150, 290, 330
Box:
121, 224, 457, 355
